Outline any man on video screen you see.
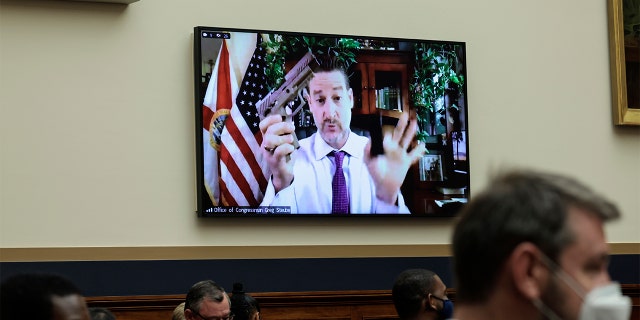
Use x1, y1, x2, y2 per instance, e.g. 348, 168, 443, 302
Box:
259, 57, 425, 214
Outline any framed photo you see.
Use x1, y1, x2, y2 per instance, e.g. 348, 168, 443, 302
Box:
418, 154, 443, 182
608, 0, 640, 125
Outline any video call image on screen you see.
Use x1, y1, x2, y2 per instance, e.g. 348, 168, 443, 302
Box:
194, 26, 469, 216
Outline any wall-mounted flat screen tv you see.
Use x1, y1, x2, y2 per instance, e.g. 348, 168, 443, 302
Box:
194, 26, 469, 217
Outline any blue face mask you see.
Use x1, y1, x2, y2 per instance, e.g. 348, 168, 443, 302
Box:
431, 295, 454, 319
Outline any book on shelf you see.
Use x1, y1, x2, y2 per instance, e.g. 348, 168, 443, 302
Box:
376, 87, 401, 111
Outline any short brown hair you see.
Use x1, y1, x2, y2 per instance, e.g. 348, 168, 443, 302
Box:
452, 169, 620, 303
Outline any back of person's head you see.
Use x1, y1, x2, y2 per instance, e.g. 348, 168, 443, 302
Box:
172, 302, 186, 320
0, 272, 88, 320
88, 307, 116, 320
185, 280, 227, 313
392, 269, 437, 319
451, 169, 620, 304
229, 282, 260, 320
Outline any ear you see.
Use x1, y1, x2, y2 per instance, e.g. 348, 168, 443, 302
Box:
508, 242, 549, 300
348, 87, 354, 109
425, 293, 438, 311
183, 309, 194, 320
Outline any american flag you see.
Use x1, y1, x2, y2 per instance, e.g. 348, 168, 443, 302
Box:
218, 35, 270, 206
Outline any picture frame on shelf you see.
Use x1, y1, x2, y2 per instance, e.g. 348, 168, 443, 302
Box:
418, 154, 443, 182
608, 0, 640, 125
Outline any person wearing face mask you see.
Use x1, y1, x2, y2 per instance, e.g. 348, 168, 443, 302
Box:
392, 269, 454, 320
259, 55, 426, 214
451, 169, 632, 320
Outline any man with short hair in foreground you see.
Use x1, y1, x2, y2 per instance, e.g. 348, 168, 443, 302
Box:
451, 169, 631, 320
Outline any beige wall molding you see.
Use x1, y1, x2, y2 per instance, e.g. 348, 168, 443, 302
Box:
0, 244, 450, 262
1, 243, 638, 262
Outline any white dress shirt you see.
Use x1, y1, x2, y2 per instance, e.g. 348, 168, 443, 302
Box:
260, 131, 410, 214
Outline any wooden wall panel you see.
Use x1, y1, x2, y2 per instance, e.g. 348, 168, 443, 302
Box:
86, 286, 639, 320
353, 304, 399, 320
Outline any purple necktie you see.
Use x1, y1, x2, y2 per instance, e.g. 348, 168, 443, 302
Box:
331, 151, 349, 214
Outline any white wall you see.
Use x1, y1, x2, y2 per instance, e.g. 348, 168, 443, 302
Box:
1, 0, 638, 249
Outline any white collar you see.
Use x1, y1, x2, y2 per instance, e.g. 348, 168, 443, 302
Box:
312, 130, 364, 161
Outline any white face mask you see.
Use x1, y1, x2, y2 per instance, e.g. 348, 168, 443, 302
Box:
534, 255, 631, 320
578, 282, 631, 320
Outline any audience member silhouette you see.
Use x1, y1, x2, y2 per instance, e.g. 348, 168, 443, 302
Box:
89, 307, 117, 320
184, 280, 232, 320
172, 301, 186, 320
0, 272, 91, 320
229, 282, 261, 320
392, 269, 453, 320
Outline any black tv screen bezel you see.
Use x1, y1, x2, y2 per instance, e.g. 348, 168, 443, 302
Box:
193, 26, 470, 217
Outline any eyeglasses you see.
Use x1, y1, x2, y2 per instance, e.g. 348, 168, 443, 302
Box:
190, 309, 234, 320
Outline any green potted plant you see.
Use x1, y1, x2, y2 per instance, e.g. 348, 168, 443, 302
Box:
410, 43, 465, 143
261, 34, 361, 90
